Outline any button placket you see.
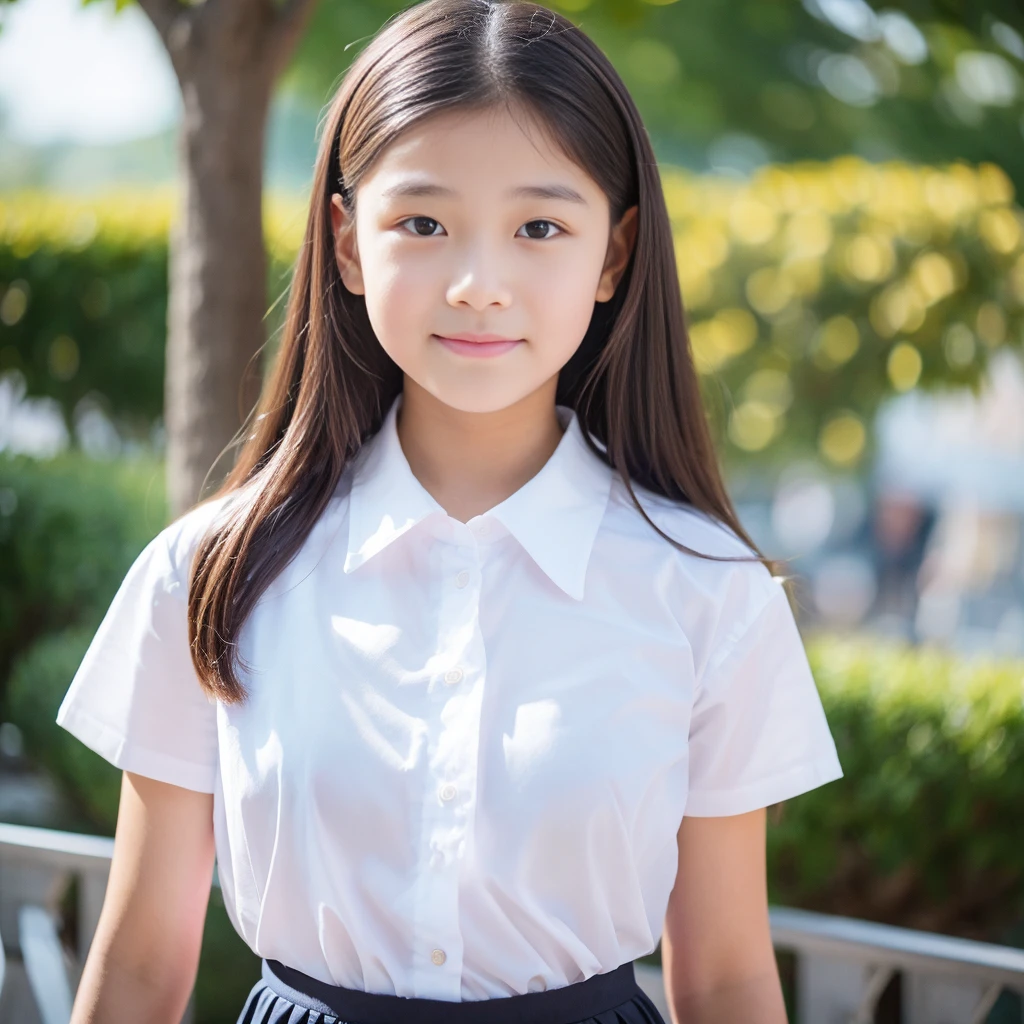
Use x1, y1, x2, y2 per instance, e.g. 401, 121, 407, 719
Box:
411, 541, 484, 998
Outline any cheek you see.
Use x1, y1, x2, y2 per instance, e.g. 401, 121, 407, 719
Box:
525, 249, 604, 352
359, 246, 437, 356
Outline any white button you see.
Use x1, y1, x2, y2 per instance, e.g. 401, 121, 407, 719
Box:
444, 667, 464, 686
455, 570, 470, 588
439, 782, 457, 802
431, 948, 447, 966
475, 521, 490, 535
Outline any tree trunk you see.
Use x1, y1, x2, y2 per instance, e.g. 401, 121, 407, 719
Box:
137, 0, 318, 517
166, 68, 273, 513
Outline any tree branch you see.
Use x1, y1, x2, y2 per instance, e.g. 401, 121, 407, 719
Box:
135, 0, 185, 45
271, 0, 320, 73
135, 0, 203, 76
276, 0, 318, 32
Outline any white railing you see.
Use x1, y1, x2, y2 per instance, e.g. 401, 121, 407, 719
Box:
771, 907, 1024, 1024
0, 823, 195, 1024
2, 821, 1023, 1024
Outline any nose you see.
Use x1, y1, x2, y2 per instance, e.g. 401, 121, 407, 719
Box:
445, 241, 513, 311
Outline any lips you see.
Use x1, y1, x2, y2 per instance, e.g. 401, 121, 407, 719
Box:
435, 333, 522, 343
432, 333, 524, 359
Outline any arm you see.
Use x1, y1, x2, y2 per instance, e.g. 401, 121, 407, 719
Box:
661, 808, 787, 1024
69, 771, 216, 1024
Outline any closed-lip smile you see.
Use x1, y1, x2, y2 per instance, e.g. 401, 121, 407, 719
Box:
432, 333, 524, 358
435, 332, 522, 343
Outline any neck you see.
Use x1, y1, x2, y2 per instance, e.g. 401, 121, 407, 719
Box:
396, 376, 565, 523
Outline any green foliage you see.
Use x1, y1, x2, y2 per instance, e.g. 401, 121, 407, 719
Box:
7, 623, 265, 1022
6, 627, 122, 829
0, 192, 297, 437
14, 582, 1024, 946
770, 635, 1024, 944
3, 169, 1023, 470
3, 447, 1023, 1010
663, 158, 1024, 471
857, 0, 1024, 51
0, 449, 167, 705
0, 448, 260, 1019
0, 194, 169, 437
290, 0, 1024, 204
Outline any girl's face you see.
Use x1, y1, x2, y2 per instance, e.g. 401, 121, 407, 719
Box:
330, 104, 637, 415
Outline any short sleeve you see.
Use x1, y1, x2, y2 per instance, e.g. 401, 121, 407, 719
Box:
55, 528, 220, 794
684, 580, 843, 817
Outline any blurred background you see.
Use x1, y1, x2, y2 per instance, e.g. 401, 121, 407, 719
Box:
1, 0, 1023, 1021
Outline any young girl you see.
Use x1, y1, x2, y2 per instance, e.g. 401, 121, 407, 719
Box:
56, 0, 844, 1021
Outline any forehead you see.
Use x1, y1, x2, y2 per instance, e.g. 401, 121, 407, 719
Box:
358, 103, 603, 204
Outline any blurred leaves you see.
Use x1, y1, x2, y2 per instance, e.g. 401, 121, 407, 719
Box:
281, 1, 1024, 475
285, 0, 1024, 201
2, 162, 1022, 469
4, 444, 1023, 948
662, 157, 1024, 471
2, 446, 265, 1022
0, 191, 171, 439
0, 190, 302, 437
0, 449, 166, 710
7, 0, 1024, 197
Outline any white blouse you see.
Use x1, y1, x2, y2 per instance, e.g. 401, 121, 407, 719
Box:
56, 395, 843, 1001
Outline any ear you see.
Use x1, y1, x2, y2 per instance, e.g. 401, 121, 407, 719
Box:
595, 204, 638, 303
330, 193, 365, 296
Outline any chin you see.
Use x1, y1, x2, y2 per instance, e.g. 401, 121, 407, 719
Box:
418, 381, 543, 416
435, 394, 528, 415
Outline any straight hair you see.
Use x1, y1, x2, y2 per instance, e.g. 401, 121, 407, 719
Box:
186, 0, 781, 705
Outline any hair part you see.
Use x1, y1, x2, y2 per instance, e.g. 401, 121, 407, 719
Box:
185, 0, 783, 706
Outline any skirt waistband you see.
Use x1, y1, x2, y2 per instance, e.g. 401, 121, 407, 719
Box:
260, 958, 641, 1024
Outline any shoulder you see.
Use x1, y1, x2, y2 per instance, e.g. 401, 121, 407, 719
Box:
603, 474, 767, 567
608, 478, 753, 554
148, 492, 240, 589
600, 475, 780, 635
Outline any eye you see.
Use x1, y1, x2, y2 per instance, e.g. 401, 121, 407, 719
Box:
396, 217, 563, 239
399, 216, 445, 237
517, 219, 563, 240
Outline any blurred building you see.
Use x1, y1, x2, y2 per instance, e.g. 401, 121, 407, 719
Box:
743, 349, 1024, 655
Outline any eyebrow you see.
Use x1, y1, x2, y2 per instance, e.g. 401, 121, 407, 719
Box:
378, 181, 588, 204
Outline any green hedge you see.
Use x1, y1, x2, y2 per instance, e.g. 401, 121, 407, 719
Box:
3, 165, 1023, 468
774, 637, 1024, 948
10, 599, 1024, 1015
6, 625, 264, 1023
0, 194, 175, 436
0, 451, 167, 706
3, 451, 1023, 1020
664, 160, 1024, 470
6, 453, 1023, 947
0, 451, 262, 1022
6, 627, 120, 829
0, 191, 296, 438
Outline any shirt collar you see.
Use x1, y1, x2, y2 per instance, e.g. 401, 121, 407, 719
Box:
342, 394, 614, 601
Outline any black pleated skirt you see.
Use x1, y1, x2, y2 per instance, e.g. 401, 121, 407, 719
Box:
236, 957, 668, 1024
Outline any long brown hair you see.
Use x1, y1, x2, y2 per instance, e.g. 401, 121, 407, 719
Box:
186, 0, 781, 705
